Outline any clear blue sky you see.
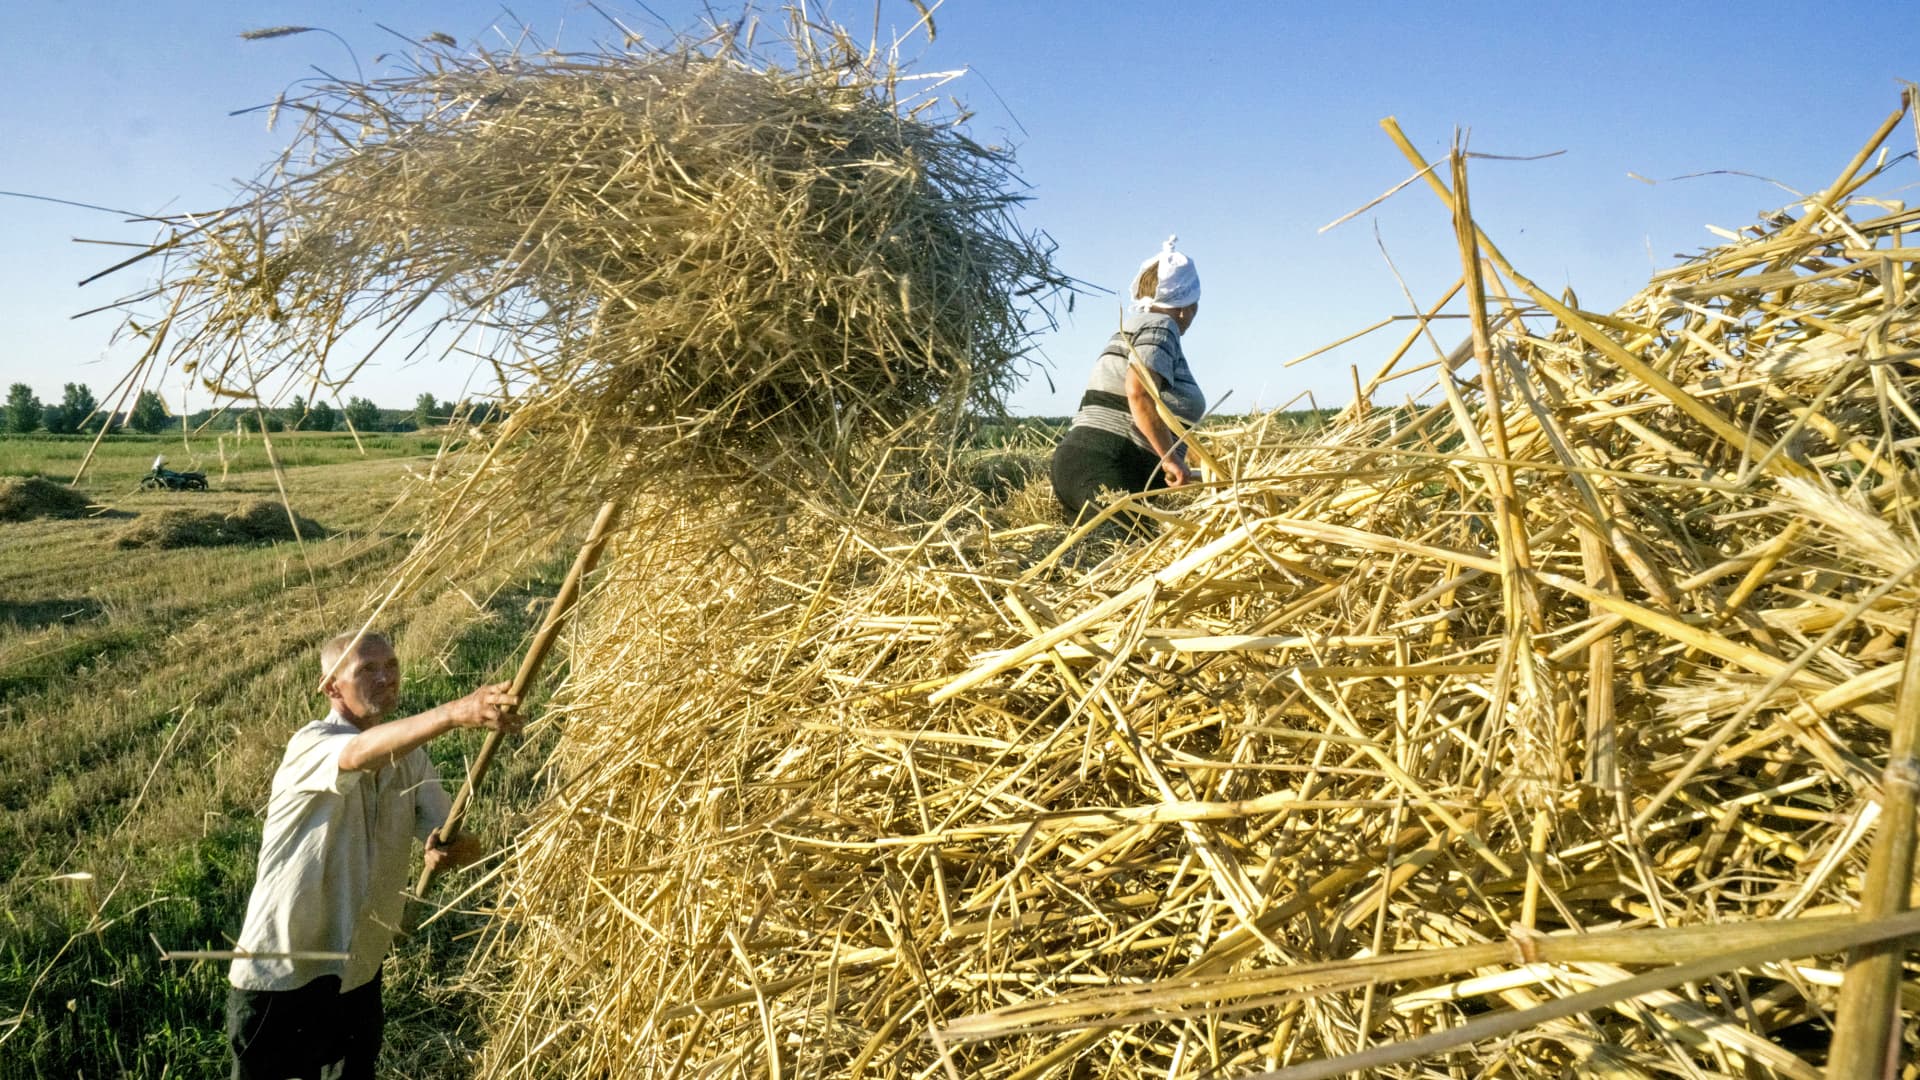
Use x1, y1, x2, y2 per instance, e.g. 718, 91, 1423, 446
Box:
2, 1, 1915, 418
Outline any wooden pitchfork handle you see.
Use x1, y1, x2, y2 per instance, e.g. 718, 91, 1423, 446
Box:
415, 499, 622, 896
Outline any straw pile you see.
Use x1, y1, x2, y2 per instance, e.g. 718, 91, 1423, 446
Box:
99, 16, 1062, 567
0, 476, 94, 522
114, 499, 324, 549
467, 102, 1920, 1079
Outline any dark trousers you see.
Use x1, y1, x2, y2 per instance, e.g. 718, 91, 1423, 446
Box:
226, 971, 383, 1080
1050, 426, 1167, 532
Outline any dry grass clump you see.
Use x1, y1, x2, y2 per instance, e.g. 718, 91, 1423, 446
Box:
114, 499, 324, 549
0, 476, 95, 521
96, 13, 1062, 574
465, 101, 1920, 1079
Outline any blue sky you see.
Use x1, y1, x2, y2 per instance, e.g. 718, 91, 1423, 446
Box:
2, 1, 1915, 417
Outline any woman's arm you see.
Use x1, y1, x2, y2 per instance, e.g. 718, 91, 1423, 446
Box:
1125, 366, 1189, 486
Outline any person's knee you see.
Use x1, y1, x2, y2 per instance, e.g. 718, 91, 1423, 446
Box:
1051, 455, 1112, 524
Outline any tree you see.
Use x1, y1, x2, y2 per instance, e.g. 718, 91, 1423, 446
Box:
128, 390, 170, 435
306, 399, 337, 432
344, 396, 383, 432
5, 384, 43, 434
43, 383, 98, 435
455, 398, 504, 426
240, 412, 285, 433
63, 383, 99, 431
412, 392, 443, 429
283, 395, 309, 431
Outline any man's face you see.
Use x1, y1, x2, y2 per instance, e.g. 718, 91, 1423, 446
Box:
328, 638, 401, 722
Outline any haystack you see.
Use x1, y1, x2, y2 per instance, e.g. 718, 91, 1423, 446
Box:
114, 499, 324, 549
99, 16, 1063, 577
465, 102, 1920, 1079
0, 476, 94, 521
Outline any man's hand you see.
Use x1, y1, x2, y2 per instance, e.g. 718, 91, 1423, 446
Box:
424, 830, 483, 874
1163, 458, 1191, 487
447, 682, 523, 733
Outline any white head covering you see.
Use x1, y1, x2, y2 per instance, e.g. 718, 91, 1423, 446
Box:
1134, 235, 1200, 310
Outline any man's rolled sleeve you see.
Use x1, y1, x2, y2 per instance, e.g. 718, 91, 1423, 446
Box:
284, 727, 363, 796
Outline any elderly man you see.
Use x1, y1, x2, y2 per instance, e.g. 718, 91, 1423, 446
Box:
224, 630, 521, 1080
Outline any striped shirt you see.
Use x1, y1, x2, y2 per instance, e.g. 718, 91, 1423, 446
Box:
1069, 311, 1206, 459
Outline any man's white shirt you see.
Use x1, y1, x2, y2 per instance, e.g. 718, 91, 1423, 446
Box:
228, 713, 451, 992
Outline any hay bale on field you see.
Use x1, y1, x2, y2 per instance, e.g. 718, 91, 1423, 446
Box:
114, 510, 225, 549
0, 476, 94, 521
467, 102, 1920, 1079
115, 499, 324, 549
222, 499, 324, 542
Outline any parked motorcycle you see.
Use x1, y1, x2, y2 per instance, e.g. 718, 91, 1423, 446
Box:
141, 460, 208, 491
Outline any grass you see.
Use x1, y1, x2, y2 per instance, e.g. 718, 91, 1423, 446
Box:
0, 429, 454, 492
0, 431, 564, 1079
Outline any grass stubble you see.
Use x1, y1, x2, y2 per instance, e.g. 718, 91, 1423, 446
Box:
0, 433, 571, 1078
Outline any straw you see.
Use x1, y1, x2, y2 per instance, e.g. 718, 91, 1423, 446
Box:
470, 98, 1918, 1078
90, 12, 1066, 580
1827, 610, 1920, 1078
99, 17, 1920, 1072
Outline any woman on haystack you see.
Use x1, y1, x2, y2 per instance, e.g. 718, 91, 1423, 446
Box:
1050, 237, 1206, 532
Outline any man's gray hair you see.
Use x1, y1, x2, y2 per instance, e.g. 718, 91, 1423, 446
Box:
319, 629, 391, 681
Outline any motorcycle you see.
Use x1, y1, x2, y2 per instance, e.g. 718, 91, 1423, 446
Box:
141, 465, 208, 491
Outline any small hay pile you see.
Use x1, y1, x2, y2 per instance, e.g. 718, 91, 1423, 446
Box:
114, 499, 324, 549
470, 104, 1920, 1078
0, 476, 94, 521
102, 16, 1062, 565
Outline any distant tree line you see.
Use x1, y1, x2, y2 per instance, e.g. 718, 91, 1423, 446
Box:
4, 382, 117, 434
226, 395, 503, 433
3, 383, 504, 435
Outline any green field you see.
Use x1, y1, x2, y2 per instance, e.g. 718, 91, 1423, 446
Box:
0, 432, 567, 1078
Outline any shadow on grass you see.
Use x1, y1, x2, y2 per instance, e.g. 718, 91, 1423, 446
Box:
0, 625, 154, 711
0, 598, 105, 630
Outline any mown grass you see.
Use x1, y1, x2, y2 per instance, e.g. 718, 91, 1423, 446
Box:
0, 429, 456, 492
0, 432, 565, 1079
